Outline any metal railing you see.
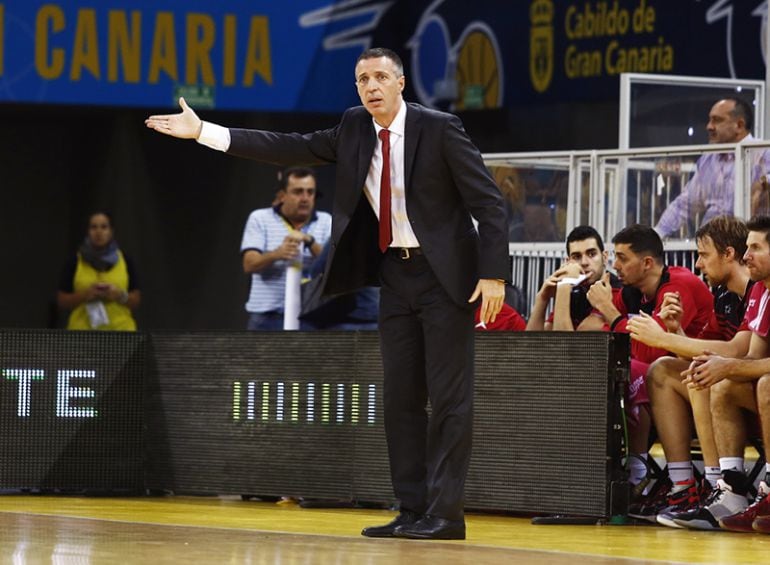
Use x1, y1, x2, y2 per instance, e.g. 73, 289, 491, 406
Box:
487, 141, 770, 317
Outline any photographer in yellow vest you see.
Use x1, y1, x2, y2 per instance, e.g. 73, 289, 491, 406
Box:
57, 211, 141, 330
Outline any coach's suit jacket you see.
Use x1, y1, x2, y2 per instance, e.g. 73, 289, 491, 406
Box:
228, 102, 510, 305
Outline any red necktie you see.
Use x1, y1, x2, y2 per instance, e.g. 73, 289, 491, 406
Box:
378, 129, 392, 252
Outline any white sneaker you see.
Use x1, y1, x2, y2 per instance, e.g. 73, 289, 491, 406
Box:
672, 478, 749, 530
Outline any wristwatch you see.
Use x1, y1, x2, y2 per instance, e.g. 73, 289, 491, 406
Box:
304, 235, 316, 249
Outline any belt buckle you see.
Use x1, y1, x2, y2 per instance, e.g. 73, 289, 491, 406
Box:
400, 248, 410, 260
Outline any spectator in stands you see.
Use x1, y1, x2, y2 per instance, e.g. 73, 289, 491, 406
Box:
586, 224, 714, 493
57, 211, 141, 330
655, 97, 770, 238
625, 216, 753, 525
526, 225, 621, 331
669, 215, 770, 532
241, 166, 332, 330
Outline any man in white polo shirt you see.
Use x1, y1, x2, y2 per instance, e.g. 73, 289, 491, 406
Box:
241, 166, 332, 330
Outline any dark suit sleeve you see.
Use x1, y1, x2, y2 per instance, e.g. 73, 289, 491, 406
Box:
227, 123, 341, 167
441, 115, 510, 281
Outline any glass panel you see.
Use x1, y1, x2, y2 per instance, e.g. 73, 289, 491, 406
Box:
627, 83, 761, 148
747, 145, 770, 218
601, 150, 729, 240
488, 164, 570, 243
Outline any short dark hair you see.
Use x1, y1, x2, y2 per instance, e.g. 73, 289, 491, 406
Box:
278, 166, 316, 191
725, 97, 754, 132
87, 210, 114, 229
612, 224, 664, 262
566, 225, 604, 255
746, 215, 770, 247
695, 215, 748, 262
356, 47, 404, 76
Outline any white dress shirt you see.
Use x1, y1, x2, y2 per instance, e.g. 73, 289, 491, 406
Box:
365, 101, 419, 248
197, 122, 231, 151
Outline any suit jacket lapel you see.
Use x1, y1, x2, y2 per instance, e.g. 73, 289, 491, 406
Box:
356, 118, 376, 202
404, 103, 422, 193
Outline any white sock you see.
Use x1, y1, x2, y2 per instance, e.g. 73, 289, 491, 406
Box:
705, 466, 721, 487
719, 457, 744, 474
629, 453, 648, 485
668, 461, 693, 484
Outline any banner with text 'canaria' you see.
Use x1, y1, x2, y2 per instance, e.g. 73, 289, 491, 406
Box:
0, 1, 765, 111
0, 0, 347, 110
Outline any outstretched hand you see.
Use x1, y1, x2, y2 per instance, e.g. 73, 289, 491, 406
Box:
145, 97, 202, 139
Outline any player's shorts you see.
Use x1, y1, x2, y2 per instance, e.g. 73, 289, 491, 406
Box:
625, 358, 651, 426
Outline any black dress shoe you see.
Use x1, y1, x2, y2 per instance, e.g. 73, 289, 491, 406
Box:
361, 510, 422, 538
393, 515, 466, 540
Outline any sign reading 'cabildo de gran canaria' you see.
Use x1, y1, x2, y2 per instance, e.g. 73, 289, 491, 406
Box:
0, 1, 765, 110
534, 0, 673, 92
563, 1, 673, 79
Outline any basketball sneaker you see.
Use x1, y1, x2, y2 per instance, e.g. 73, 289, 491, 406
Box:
673, 471, 750, 530
753, 513, 770, 533
719, 481, 770, 533
656, 479, 711, 529
627, 476, 672, 523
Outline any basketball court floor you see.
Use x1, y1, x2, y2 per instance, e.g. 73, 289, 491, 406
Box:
0, 495, 768, 564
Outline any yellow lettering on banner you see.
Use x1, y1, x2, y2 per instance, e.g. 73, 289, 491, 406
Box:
30, 8, 276, 89
148, 12, 178, 83
564, 1, 630, 40
223, 14, 237, 86
0, 4, 4, 77
564, 44, 602, 78
243, 16, 272, 86
186, 13, 215, 85
108, 10, 141, 83
36, 4, 66, 79
632, 0, 655, 34
71, 8, 100, 80
606, 40, 619, 73
605, 37, 673, 75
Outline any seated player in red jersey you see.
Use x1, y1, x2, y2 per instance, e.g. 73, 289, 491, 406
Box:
625, 216, 753, 525
585, 224, 714, 496
671, 216, 770, 532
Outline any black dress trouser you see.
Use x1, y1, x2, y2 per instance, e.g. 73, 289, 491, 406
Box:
378, 250, 474, 521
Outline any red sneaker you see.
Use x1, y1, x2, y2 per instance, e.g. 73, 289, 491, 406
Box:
657, 479, 711, 529
753, 513, 770, 534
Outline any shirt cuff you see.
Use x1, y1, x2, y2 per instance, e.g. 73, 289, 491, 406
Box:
196, 121, 231, 152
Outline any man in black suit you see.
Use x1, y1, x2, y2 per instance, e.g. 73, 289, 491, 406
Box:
146, 47, 509, 540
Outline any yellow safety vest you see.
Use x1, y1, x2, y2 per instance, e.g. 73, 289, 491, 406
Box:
66, 250, 137, 331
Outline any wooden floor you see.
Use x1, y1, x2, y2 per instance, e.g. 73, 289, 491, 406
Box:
0, 495, 769, 564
